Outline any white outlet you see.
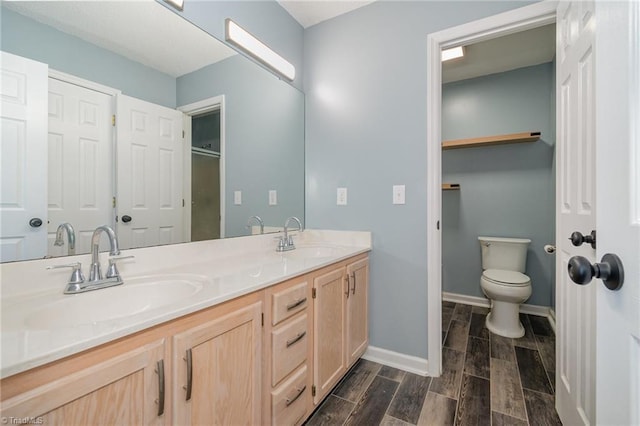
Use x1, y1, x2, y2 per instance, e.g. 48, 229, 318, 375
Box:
393, 185, 405, 205
337, 187, 348, 205
234, 190, 242, 205
269, 190, 277, 206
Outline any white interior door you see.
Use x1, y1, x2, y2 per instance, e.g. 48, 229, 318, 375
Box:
555, 1, 597, 424
47, 78, 113, 256
116, 94, 184, 249
0, 51, 48, 262
594, 1, 640, 425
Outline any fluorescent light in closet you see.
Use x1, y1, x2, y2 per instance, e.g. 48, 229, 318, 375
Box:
441, 46, 464, 62
225, 19, 296, 81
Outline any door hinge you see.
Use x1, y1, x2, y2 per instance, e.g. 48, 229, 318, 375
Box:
261, 313, 264, 327
312, 288, 316, 299
182, 199, 185, 207
112, 197, 116, 208
312, 385, 316, 397
182, 130, 185, 139
437, 220, 440, 230
112, 115, 116, 126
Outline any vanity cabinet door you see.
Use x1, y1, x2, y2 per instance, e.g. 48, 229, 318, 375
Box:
312, 266, 347, 405
346, 257, 369, 366
173, 301, 262, 425
0, 339, 167, 426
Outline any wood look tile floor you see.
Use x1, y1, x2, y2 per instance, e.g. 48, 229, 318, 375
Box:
305, 301, 561, 426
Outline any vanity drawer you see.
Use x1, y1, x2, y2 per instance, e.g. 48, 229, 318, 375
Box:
272, 281, 309, 326
271, 365, 308, 426
272, 313, 308, 386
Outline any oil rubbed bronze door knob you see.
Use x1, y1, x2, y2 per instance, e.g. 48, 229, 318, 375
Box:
568, 253, 624, 290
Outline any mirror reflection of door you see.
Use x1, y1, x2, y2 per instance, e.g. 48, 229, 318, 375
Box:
191, 110, 221, 241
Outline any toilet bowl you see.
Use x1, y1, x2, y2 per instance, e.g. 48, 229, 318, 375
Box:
480, 269, 531, 337
478, 236, 532, 338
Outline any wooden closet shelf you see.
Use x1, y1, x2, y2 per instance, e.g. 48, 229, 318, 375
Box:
442, 131, 540, 150
442, 183, 460, 190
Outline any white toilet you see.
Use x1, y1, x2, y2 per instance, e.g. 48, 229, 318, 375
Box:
478, 236, 532, 338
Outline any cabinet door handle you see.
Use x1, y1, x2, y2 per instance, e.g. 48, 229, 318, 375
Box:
286, 331, 307, 348
285, 385, 307, 406
351, 272, 356, 295
184, 349, 193, 401
286, 297, 307, 311
345, 275, 350, 298
156, 359, 165, 416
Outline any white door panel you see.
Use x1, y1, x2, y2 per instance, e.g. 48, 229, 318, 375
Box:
594, 1, 640, 425
116, 95, 184, 249
556, 1, 597, 424
47, 78, 113, 257
0, 52, 48, 262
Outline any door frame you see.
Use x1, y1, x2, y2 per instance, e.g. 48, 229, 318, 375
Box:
178, 95, 226, 240
425, 1, 557, 376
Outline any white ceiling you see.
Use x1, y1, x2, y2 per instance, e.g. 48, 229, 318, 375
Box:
277, 0, 375, 28
443, 24, 556, 83
3, 0, 236, 78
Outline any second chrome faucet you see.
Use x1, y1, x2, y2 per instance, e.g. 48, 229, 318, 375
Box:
277, 216, 303, 252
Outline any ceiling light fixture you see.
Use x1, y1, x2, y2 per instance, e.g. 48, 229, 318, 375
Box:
225, 19, 295, 81
163, 0, 184, 11
441, 46, 464, 62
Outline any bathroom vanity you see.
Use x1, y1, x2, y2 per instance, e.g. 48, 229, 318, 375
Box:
0, 230, 370, 425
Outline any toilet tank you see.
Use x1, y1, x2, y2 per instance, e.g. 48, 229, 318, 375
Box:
478, 236, 531, 272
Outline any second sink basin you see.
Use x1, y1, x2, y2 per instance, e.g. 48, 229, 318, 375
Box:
24, 274, 207, 330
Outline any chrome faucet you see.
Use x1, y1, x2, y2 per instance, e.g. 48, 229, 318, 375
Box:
54, 222, 76, 256
48, 225, 133, 294
277, 216, 303, 252
89, 225, 121, 281
246, 215, 264, 235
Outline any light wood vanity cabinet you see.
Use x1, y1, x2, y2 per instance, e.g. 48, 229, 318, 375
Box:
0, 339, 167, 425
1, 253, 369, 425
173, 301, 262, 425
313, 254, 369, 405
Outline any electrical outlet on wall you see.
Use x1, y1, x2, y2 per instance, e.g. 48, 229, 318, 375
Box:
269, 190, 277, 206
337, 187, 348, 205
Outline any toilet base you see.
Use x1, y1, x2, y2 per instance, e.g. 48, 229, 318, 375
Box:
485, 300, 525, 338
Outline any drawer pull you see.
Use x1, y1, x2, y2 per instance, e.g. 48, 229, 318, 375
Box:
155, 359, 165, 416
286, 331, 307, 348
285, 384, 307, 406
184, 348, 193, 401
286, 297, 307, 311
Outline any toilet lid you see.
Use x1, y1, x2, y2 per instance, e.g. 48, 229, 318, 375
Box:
483, 269, 530, 286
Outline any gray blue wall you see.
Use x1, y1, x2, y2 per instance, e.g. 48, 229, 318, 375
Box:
304, 1, 536, 359
442, 63, 556, 307
177, 56, 305, 237
0, 7, 176, 108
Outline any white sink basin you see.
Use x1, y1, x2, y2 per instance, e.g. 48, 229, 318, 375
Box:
24, 275, 207, 329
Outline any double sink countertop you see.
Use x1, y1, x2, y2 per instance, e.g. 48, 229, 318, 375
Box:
0, 230, 371, 379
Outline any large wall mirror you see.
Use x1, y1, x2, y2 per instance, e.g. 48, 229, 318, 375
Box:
0, 1, 304, 263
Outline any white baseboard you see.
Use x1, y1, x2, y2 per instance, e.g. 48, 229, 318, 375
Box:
361, 346, 429, 377
443, 292, 551, 317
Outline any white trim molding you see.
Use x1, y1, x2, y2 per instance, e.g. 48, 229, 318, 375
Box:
426, 0, 558, 377
362, 346, 429, 377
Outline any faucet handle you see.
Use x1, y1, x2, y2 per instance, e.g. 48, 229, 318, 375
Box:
106, 255, 134, 279
47, 262, 85, 284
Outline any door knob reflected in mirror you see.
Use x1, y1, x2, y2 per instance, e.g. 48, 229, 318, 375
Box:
29, 218, 43, 228
569, 230, 596, 249
567, 253, 624, 290
121, 215, 132, 223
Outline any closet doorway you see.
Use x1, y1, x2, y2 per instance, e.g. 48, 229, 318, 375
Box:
179, 95, 226, 241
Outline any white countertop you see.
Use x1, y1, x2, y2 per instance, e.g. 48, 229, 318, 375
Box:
0, 230, 371, 378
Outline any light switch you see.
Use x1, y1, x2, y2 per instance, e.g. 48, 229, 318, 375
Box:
234, 190, 242, 205
337, 187, 348, 205
393, 185, 405, 205
269, 190, 277, 206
